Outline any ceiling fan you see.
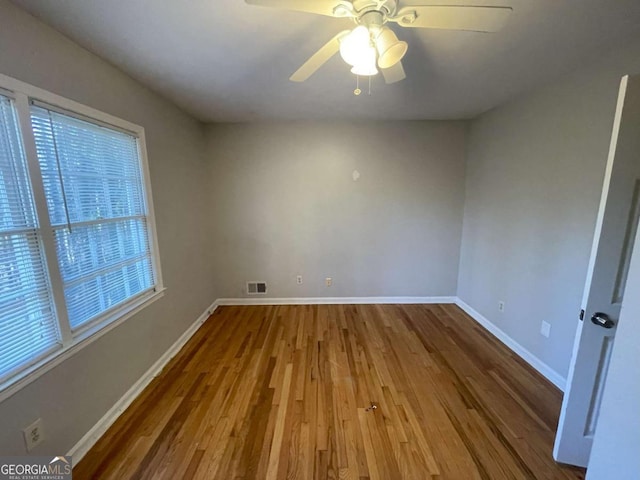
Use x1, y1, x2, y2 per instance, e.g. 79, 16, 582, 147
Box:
245, 0, 513, 85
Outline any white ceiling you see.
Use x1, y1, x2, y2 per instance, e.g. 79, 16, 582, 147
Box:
11, 0, 640, 122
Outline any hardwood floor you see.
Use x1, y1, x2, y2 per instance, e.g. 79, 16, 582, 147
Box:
75, 304, 586, 479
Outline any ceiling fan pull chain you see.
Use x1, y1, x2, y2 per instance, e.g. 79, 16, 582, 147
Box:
354, 75, 362, 96
368, 75, 372, 95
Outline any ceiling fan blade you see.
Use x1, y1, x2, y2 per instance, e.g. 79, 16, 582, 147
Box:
245, 0, 342, 17
395, 6, 512, 32
381, 61, 406, 84
290, 30, 350, 82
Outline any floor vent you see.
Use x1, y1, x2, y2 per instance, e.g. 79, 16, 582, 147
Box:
247, 281, 267, 295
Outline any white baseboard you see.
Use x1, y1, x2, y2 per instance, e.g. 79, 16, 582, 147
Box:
455, 298, 566, 391
215, 296, 457, 306
67, 299, 218, 463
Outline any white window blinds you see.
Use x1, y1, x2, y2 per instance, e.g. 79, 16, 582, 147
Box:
0, 75, 162, 397
30, 105, 155, 331
0, 95, 60, 382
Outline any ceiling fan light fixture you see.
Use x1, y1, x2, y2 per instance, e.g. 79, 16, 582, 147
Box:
339, 25, 372, 67
246, 0, 515, 84
375, 27, 408, 69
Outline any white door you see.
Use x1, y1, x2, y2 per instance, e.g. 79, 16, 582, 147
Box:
554, 74, 640, 466
586, 176, 640, 479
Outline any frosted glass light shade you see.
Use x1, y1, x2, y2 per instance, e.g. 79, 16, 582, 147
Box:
350, 45, 378, 76
339, 26, 372, 67
376, 27, 407, 69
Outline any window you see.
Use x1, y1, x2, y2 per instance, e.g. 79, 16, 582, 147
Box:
31, 105, 156, 330
0, 75, 163, 398
0, 95, 60, 383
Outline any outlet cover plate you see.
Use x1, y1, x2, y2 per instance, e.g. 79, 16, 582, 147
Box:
23, 418, 44, 451
540, 321, 551, 338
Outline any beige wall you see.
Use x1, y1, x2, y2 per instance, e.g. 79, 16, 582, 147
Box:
206, 121, 467, 298
458, 39, 640, 379
0, 0, 215, 455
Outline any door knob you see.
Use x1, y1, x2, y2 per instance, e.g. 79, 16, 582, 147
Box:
591, 312, 615, 329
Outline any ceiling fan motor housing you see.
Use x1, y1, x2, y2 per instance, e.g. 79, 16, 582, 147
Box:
352, 0, 398, 23
353, 0, 398, 16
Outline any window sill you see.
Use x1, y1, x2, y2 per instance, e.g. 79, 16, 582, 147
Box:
0, 288, 166, 404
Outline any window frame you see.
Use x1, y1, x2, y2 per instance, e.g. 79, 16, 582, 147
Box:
0, 73, 165, 402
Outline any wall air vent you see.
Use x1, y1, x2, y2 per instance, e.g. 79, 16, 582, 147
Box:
247, 281, 267, 295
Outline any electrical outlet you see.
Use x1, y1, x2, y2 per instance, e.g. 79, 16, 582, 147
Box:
498, 301, 505, 313
296, 275, 303, 285
325, 277, 332, 287
23, 418, 44, 452
541, 321, 551, 338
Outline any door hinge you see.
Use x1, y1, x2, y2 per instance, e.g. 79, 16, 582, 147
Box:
579, 309, 585, 321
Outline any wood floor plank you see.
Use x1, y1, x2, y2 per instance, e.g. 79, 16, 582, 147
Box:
74, 304, 586, 480
267, 362, 294, 479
